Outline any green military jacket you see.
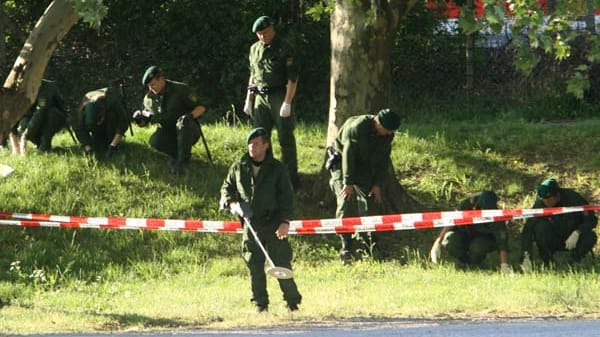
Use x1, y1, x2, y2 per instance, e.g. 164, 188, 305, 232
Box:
456, 192, 509, 251
249, 35, 299, 88
332, 115, 394, 189
220, 152, 294, 230
74, 86, 129, 146
19, 79, 66, 130
143, 80, 200, 128
521, 188, 597, 254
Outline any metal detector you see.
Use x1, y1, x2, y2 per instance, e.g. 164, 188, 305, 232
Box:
242, 216, 294, 280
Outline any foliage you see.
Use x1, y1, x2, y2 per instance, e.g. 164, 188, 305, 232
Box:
69, 0, 107, 28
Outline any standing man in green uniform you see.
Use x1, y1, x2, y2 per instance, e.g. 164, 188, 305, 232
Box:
134, 66, 205, 173
74, 79, 129, 158
328, 109, 401, 263
243, 16, 300, 189
520, 178, 597, 271
15, 79, 68, 154
220, 127, 302, 313
430, 191, 510, 273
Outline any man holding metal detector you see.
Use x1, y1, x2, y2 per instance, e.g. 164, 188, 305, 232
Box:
134, 66, 207, 173
219, 127, 302, 313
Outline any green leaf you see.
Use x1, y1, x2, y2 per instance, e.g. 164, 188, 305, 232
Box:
566, 70, 590, 100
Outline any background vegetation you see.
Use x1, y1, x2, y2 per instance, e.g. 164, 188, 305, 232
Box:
1, 0, 599, 333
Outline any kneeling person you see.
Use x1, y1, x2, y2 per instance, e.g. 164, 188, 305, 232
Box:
430, 191, 510, 272
17, 79, 68, 154
74, 79, 129, 158
520, 178, 597, 270
135, 66, 205, 173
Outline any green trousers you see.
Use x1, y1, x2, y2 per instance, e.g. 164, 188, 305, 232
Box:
252, 90, 298, 182
150, 116, 199, 163
329, 172, 379, 254
242, 224, 302, 307
442, 230, 497, 267
21, 107, 66, 151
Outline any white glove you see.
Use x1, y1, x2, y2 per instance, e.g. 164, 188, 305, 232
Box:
243, 99, 253, 116
500, 263, 511, 275
133, 109, 153, 118
229, 202, 243, 217
565, 230, 580, 250
279, 102, 291, 117
430, 237, 442, 264
521, 252, 532, 274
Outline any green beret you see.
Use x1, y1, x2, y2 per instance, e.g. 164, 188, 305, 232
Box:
377, 108, 401, 131
83, 102, 104, 128
252, 16, 273, 33
142, 66, 161, 86
537, 178, 560, 199
477, 191, 498, 209
246, 127, 268, 144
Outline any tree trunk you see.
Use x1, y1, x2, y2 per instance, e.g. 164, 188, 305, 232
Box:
0, 0, 79, 134
464, 0, 474, 90
327, 0, 422, 213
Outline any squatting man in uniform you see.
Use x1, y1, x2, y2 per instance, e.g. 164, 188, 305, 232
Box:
10, 79, 68, 155
134, 66, 206, 173
74, 79, 129, 158
520, 178, 597, 272
327, 108, 401, 263
243, 15, 300, 189
219, 127, 302, 313
430, 191, 510, 273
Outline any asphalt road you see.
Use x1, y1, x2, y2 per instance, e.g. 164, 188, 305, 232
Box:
19, 319, 600, 337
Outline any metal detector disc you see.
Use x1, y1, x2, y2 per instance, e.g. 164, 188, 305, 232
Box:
0, 164, 14, 178
266, 266, 293, 279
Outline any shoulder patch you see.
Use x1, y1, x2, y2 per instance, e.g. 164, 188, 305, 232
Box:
37, 98, 47, 108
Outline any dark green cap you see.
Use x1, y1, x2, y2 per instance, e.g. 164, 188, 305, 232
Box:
83, 102, 104, 128
537, 178, 559, 199
246, 127, 268, 144
377, 108, 401, 131
252, 16, 273, 33
142, 66, 161, 86
478, 191, 498, 209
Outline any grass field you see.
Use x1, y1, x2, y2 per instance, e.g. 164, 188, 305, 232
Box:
1, 116, 599, 333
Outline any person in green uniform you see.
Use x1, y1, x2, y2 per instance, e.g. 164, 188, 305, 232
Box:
134, 66, 206, 173
219, 127, 302, 313
520, 178, 597, 271
243, 16, 300, 189
429, 191, 510, 273
74, 79, 129, 158
15, 79, 68, 154
328, 109, 401, 263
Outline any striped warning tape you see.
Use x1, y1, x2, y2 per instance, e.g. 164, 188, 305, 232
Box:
1, 205, 598, 234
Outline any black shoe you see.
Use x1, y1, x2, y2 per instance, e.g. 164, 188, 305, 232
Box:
255, 305, 268, 313
287, 303, 299, 311
340, 249, 353, 265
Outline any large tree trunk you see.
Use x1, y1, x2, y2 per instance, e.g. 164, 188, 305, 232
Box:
0, 0, 79, 134
326, 0, 422, 213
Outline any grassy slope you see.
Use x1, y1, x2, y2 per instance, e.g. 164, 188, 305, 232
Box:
0, 118, 599, 333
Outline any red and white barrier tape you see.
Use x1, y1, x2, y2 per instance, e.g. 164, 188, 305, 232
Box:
1, 205, 598, 235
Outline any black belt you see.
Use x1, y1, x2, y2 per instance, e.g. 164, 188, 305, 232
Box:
249, 85, 285, 95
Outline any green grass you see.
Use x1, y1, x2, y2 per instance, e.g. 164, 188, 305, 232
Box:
1, 117, 599, 333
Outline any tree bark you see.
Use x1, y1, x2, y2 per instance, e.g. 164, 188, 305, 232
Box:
0, 0, 79, 134
327, 0, 422, 213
